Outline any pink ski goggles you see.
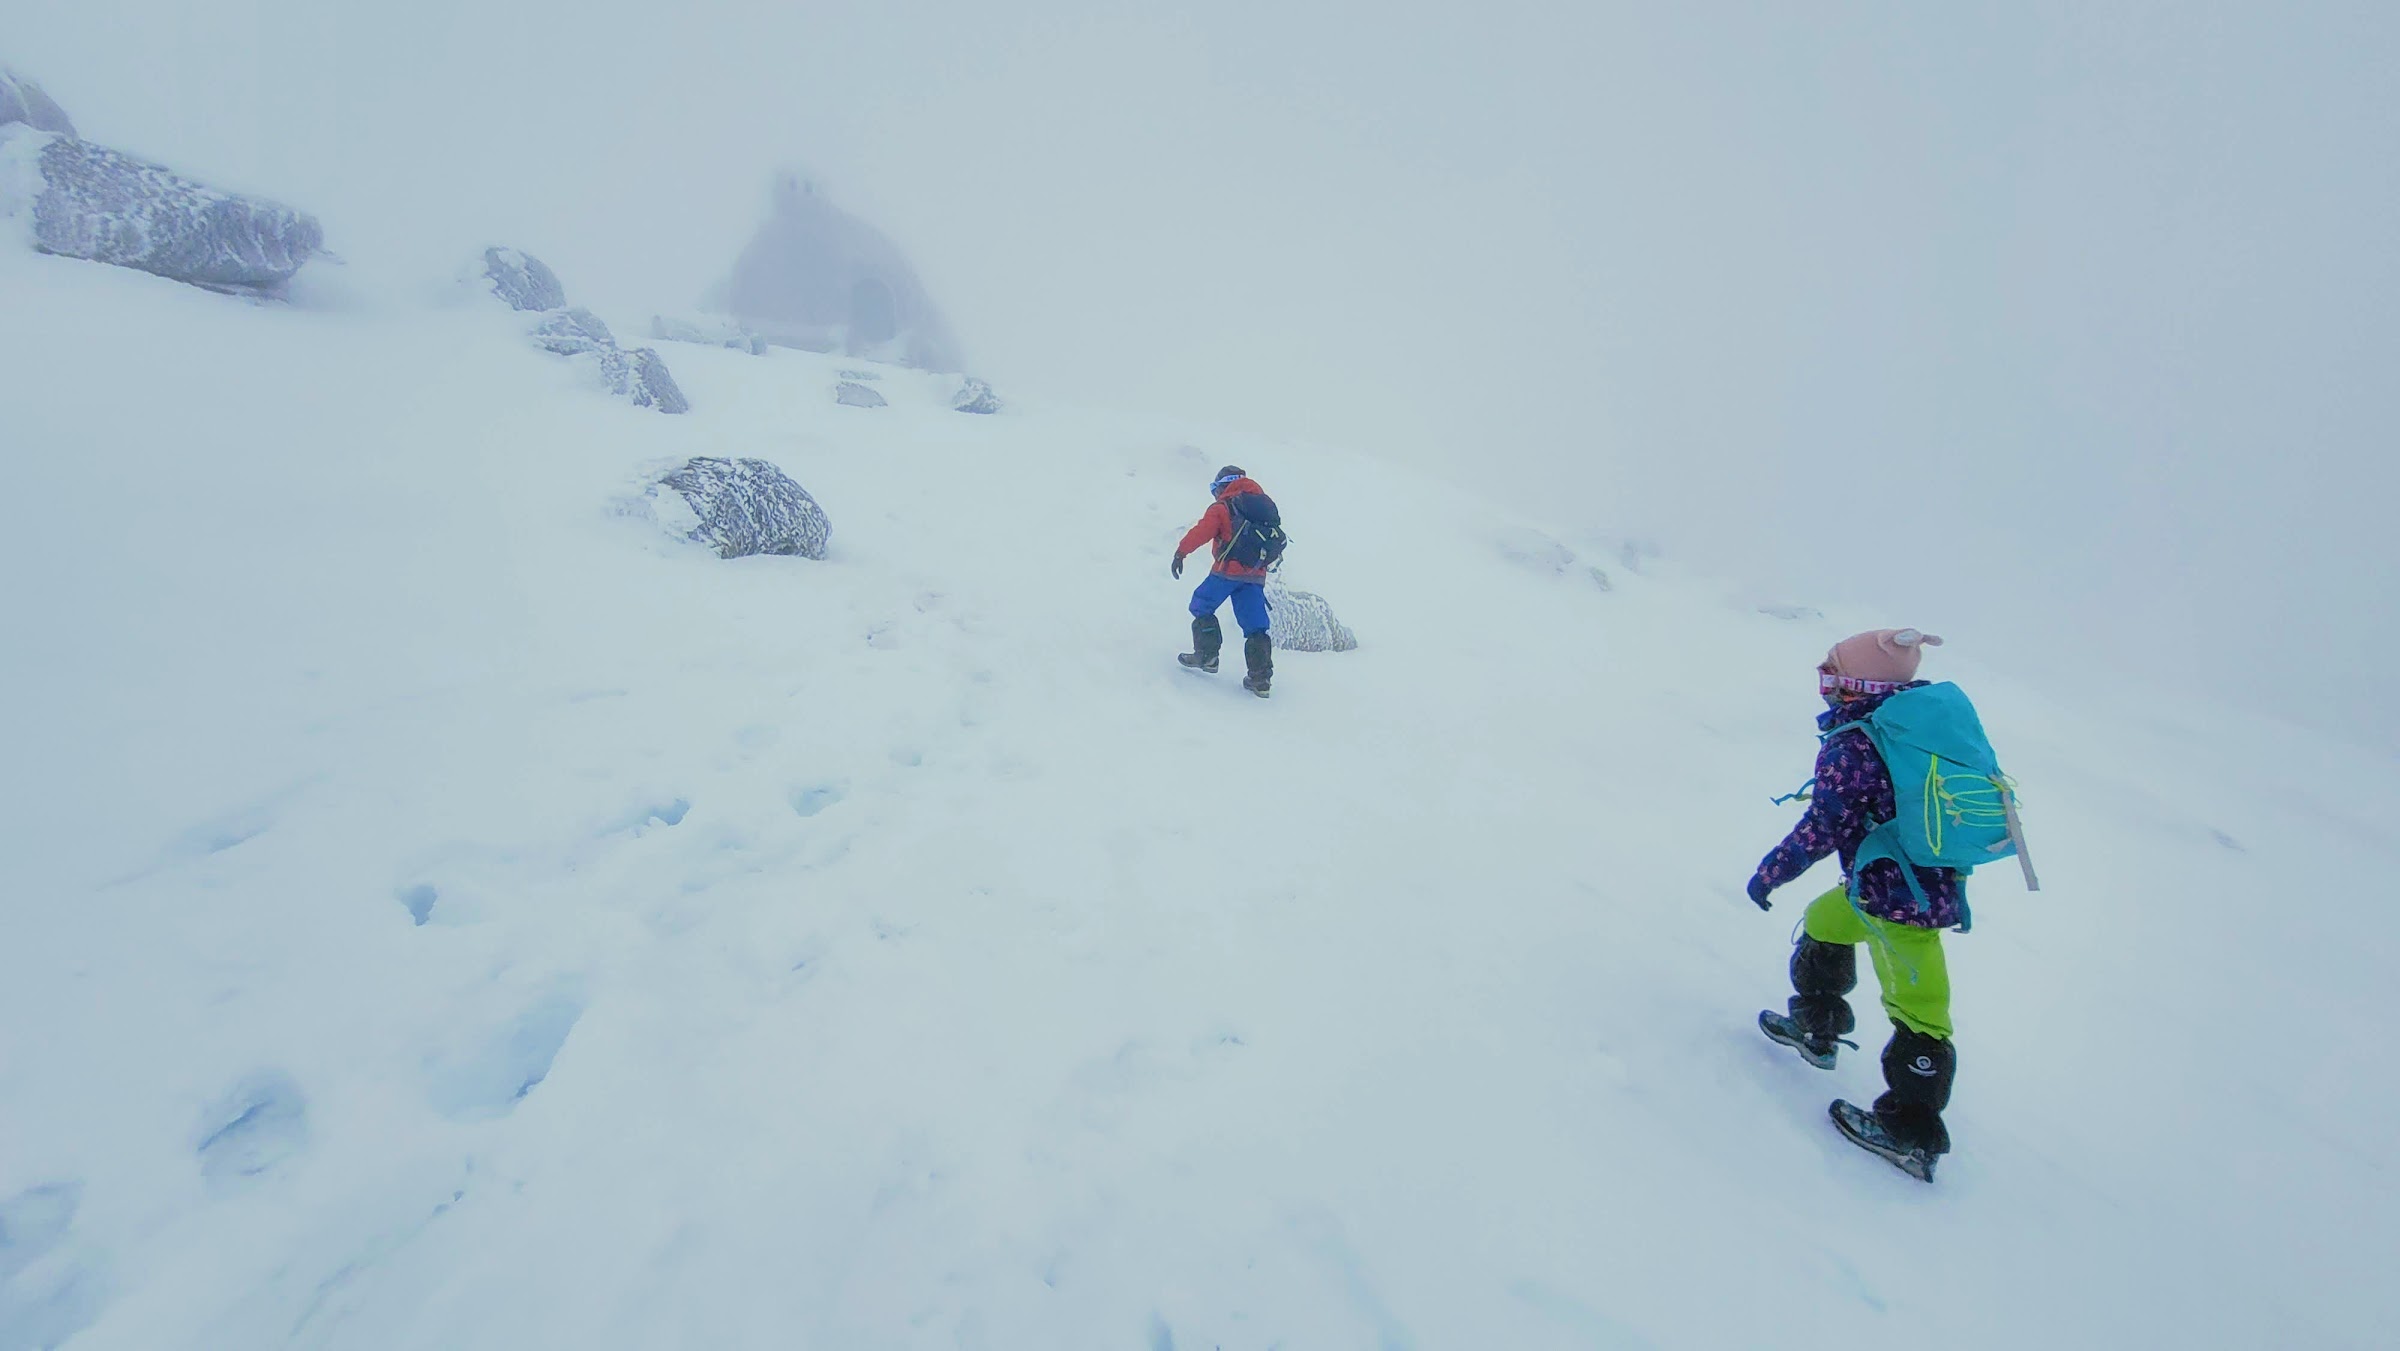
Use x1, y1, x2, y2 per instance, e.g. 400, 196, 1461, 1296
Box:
1818, 667, 1905, 698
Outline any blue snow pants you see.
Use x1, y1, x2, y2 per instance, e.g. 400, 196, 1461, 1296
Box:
1189, 573, 1271, 637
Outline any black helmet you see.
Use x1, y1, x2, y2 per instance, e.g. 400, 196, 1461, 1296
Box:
1210, 465, 1246, 493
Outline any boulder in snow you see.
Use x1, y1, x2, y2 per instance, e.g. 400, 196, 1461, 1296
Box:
534, 305, 616, 357
0, 68, 75, 136
528, 307, 687, 414
1268, 580, 1359, 653
618, 346, 689, 414
835, 381, 886, 409
483, 247, 566, 312
4, 130, 321, 290
952, 377, 1001, 415
650, 457, 831, 560
474, 255, 688, 413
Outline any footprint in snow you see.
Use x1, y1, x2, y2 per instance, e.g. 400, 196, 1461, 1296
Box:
425, 991, 585, 1120
599, 797, 691, 837
397, 883, 439, 925
196, 1071, 309, 1186
789, 783, 846, 818
0, 1181, 105, 1351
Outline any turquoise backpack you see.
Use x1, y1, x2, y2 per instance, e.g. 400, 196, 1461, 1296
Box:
1814, 683, 2039, 930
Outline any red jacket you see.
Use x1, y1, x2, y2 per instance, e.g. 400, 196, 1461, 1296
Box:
1176, 477, 1271, 581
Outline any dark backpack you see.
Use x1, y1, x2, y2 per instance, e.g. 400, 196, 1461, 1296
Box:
1221, 491, 1288, 570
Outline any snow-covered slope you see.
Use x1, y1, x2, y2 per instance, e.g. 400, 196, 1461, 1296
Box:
3, 248, 2393, 1350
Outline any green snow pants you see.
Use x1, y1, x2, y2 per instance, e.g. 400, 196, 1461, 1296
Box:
1801, 886, 1952, 1040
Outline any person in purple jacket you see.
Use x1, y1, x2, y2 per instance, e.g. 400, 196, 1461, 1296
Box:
1750, 628, 1961, 1167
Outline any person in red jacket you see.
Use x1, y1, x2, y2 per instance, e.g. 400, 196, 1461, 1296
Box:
1171, 465, 1276, 695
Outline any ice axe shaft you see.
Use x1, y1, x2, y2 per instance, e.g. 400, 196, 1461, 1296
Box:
1999, 783, 2040, 891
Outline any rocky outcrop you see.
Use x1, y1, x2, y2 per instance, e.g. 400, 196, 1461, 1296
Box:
483, 247, 566, 312
649, 457, 830, 560
533, 305, 616, 356
2, 129, 321, 290
618, 348, 688, 414
1268, 580, 1358, 653
952, 377, 1001, 415
835, 381, 886, 408
484, 257, 688, 414
0, 68, 74, 136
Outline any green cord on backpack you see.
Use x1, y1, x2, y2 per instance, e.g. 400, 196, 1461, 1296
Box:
1820, 683, 2039, 931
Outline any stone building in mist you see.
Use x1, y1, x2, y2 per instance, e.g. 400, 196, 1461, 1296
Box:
706, 172, 964, 373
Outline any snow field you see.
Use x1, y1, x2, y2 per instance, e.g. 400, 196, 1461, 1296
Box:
1, 247, 2393, 1348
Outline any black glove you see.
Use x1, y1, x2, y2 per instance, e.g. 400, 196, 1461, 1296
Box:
1171, 553, 1185, 579
1746, 874, 1774, 911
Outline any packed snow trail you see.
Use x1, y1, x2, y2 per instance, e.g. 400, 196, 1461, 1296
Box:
2, 249, 2393, 1348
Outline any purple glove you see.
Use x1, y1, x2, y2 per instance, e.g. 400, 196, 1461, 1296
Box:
1746, 874, 1774, 911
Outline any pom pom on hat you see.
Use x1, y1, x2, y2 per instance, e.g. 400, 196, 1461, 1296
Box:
1827, 628, 1944, 686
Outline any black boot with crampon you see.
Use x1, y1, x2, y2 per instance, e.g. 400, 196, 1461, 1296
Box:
1830, 1026, 1955, 1183
1759, 935, 1859, 1070
1178, 615, 1223, 674
1241, 631, 1273, 697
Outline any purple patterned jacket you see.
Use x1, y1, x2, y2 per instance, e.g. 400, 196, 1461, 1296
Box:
1754, 684, 1966, 930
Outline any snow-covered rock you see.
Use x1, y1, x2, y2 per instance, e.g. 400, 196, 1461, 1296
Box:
953, 377, 1002, 415
618, 346, 689, 414
649, 314, 765, 354
527, 307, 688, 414
1494, 525, 1578, 575
0, 68, 75, 136
1491, 528, 1618, 592
2, 129, 320, 290
533, 305, 614, 356
482, 247, 566, 313
835, 380, 886, 409
1615, 537, 1663, 575
1267, 579, 1358, 652
648, 457, 831, 560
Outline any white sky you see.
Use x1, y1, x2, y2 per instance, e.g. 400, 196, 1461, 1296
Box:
12, 1, 2396, 744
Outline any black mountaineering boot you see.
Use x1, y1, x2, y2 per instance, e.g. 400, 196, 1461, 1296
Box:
1762, 936, 1859, 1068
1758, 1011, 1846, 1071
1829, 1100, 1938, 1183
1178, 615, 1222, 673
1241, 631, 1274, 697
1832, 1026, 1955, 1182
1871, 1025, 1955, 1156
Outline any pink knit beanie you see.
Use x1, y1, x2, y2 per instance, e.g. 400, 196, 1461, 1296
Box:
1826, 628, 1944, 686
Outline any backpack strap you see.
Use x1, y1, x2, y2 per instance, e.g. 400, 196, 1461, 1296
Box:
1825, 711, 1972, 930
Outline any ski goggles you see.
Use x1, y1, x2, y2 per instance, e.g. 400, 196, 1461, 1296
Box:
1818, 667, 1905, 698
1210, 471, 1244, 492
